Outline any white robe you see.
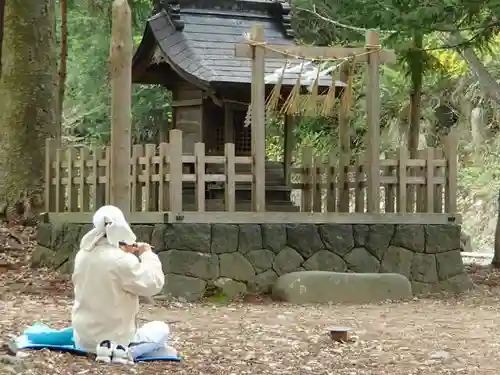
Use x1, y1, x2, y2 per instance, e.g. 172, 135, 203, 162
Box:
71, 206, 165, 352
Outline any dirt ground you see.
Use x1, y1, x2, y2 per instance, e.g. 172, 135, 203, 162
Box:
2, 225, 500, 375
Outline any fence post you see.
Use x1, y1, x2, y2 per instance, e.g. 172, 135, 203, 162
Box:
158, 143, 169, 211
80, 148, 91, 212
195, 142, 206, 212
225, 143, 236, 212
44, 138, 59, 212
444, 130, 458, 214
337, 153, 349, 212
130, 145, 144, 211
169, 129, 183, 213
144, 144, 158, 211
365, 30, 381, 212
425, 147, 435, 212
301, 147, 313, 212
325, 152, 336, 212
55, 148, 66, 212
355, 154, 365, 212
397, 146, 407, 213
66, 148, 78, 211
384, 152, 395, 212
416, 149, 426, 212
433, 148, 444, 213
312, 156, 322, 212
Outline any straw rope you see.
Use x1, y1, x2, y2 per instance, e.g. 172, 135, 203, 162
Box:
246, 39, 382, 62
246, 39, 380, 116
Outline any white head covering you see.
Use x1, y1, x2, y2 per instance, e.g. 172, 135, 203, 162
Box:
79, 205, 137, 252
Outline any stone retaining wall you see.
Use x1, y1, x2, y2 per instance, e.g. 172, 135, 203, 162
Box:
33, 222, 472, 301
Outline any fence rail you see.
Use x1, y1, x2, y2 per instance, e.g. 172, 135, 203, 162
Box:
45, 129, 457, 216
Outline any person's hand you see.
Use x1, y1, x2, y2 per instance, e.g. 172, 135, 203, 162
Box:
135, 242, 152, 256
121, 244, 138, 254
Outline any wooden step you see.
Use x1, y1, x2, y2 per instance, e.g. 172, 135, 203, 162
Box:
183, 199, 300, 212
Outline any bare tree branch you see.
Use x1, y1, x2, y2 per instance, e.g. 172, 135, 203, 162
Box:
295, 5, 367, 34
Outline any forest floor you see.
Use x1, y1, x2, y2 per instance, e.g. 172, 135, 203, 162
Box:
2, 226, 500, 374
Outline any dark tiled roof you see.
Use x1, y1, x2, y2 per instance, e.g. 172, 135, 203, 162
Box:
135, 0, 345, 88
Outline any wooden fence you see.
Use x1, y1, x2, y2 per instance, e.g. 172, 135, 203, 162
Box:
45, 129, 457, 217
292, 144, 456, 214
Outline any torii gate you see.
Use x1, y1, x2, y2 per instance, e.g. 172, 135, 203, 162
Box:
234, 24, 396, 213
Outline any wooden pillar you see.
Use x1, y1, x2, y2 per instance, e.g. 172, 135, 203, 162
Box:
283, 114, 296, 184
250, 24, 266, 212
109, 0, 132, 214
44, 138, 59, 212
444, 129, 457, 215
338, 61, 351, 212
365, 30, 381, 213
224, 103, 234, 144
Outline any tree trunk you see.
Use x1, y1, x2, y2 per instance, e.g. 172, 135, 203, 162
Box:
56, 0, 68, 138
447, 32, 500, 103
406, 33, 423, 212
0, 0, 5, 75
492, 190, 500, 268
0, 0, 58, 207
407, 33, 423, 156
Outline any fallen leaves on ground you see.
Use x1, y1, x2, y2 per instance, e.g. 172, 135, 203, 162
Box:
465, 263, 500, 287
1, 224, 500, 374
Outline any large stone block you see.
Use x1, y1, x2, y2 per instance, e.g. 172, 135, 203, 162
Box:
353, 224, 393, 259
426, 225, 461, 253
52, 223, 82, 268
262, 224, 286, 253
248, 269, 279, 293
380, 246, 414, 279
392, 225, 425, 252
31, 246, 56, 268
273, 246, 304, 275
211, 224, 239, 254
411, 281, 438, 295
36, 223, 54, 248
436, 250, 465, 280
131, 225, 154, 244
412, 273, 473, 295
162, 274, 207, 301
245, 249, 275, 273
213, 277, 247, 298
319, 224, 354, 256
272, 271, 412, 304
77, 224, 93, 243
219, 253, 255, 281
158, 250, 218, 280
164, 224, 211, 253
353, 225, 369, 247
151, 224, 167, 252
302, 250, 346, 272
286, 224, 324, 258
411, 253, 438, 283
345, 247, 380, 273
58, 257, 76, 274
438, 273, 473, 293
238, 225, 262, 253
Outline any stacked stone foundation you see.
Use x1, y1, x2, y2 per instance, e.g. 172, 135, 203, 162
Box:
33, 222, 472, 301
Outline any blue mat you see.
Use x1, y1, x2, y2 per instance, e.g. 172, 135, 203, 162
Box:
14, 324, 181, 362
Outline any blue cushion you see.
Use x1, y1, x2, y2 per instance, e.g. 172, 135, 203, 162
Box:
24, 324, 74, 346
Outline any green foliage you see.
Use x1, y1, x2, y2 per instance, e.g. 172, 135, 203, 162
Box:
61, 1, 169, 145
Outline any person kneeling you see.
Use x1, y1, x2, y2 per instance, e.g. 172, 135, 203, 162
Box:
71, 205, 176, 364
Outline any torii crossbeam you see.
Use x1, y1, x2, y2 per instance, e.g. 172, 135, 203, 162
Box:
234, 25, 395, 213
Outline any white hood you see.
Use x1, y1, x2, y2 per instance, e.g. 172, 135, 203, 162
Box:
79, 205, 136, 252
